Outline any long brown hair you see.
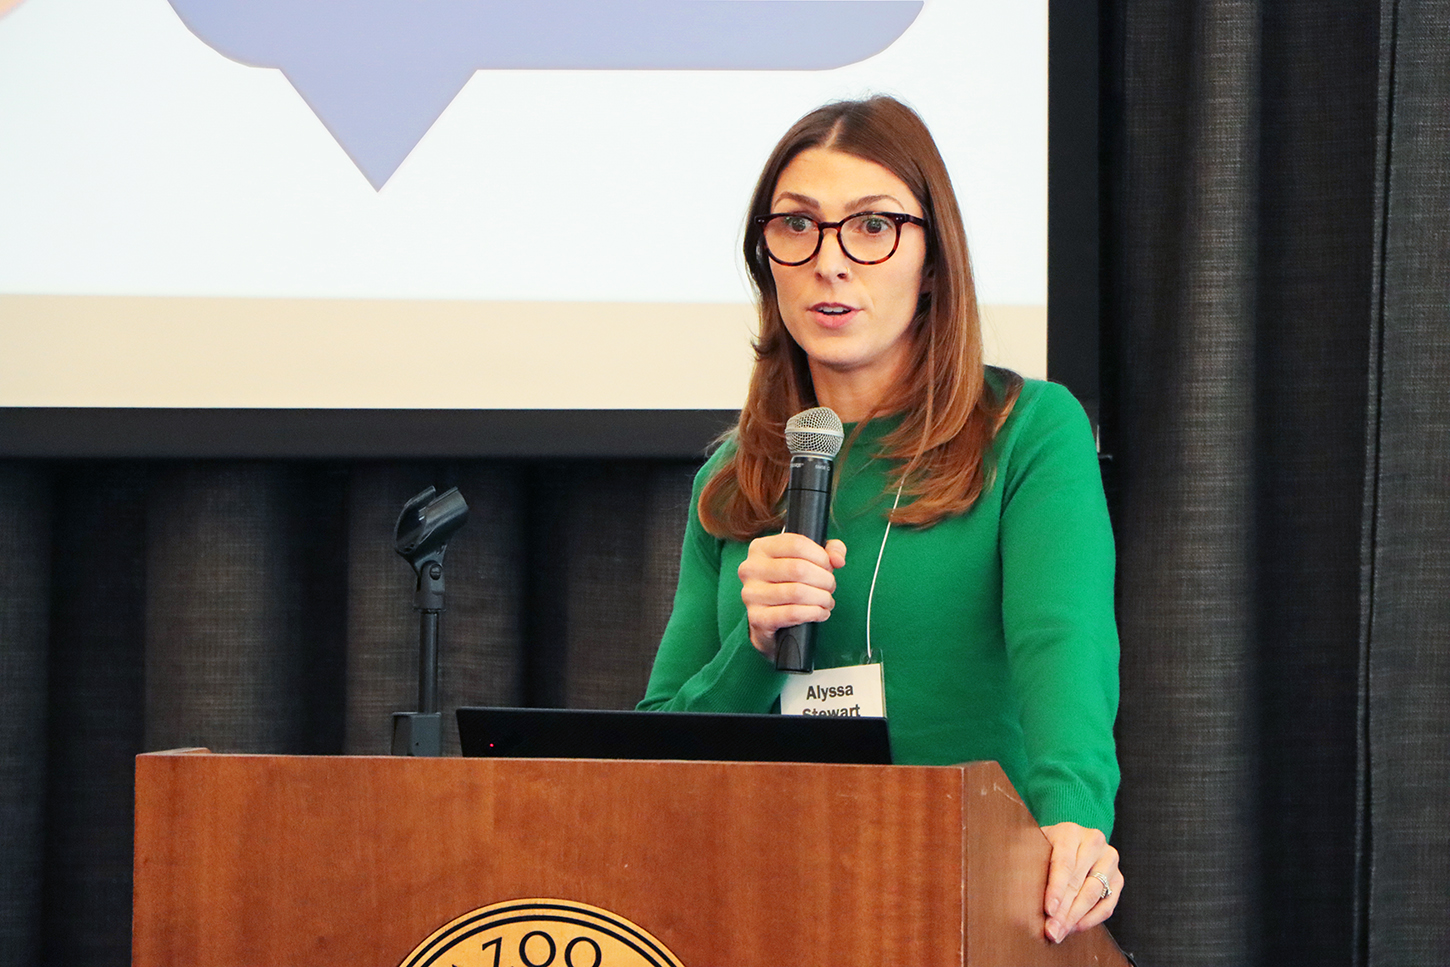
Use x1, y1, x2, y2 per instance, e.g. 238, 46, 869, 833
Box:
698, 95, 1021, 541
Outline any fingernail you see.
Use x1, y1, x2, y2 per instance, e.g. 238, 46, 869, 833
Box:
1046, 919, 1065, 944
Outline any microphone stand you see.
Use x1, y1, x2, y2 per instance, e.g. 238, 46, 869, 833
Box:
392, 486, 468, 756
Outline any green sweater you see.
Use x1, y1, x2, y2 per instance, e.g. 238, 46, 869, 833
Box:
639, 377, 1119, 836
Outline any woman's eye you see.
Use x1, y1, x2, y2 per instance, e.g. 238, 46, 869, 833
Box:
857, 215, 891, 235
780, 215, 815, 234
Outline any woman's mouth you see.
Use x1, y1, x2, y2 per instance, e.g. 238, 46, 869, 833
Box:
810, 303, 857, 326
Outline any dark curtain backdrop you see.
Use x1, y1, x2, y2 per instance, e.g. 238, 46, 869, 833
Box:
1104, 0, 1449, 965
2, 3, 1449, 966
0, 458, 700, 966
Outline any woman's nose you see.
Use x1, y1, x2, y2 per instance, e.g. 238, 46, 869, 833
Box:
814, 227, 853, 278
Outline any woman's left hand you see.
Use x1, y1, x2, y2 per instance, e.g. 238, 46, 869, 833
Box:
1040, 822, 1121, 943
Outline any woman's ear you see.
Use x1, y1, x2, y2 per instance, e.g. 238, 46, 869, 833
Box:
919, 253, 935, 294
917, 249, 936, 314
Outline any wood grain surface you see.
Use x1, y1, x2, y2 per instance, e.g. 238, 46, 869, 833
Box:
133, 752, 1126, 967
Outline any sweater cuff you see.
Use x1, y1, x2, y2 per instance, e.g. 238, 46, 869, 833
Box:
685, 615, 787, 714
1029, 785, 1115, 840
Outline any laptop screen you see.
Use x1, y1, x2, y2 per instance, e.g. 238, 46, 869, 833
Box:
456, 707, 891, 765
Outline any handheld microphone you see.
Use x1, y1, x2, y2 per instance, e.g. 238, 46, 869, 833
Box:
774, 406, 844, 673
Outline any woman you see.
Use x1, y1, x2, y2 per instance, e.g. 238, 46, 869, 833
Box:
638, 96, 1121, 943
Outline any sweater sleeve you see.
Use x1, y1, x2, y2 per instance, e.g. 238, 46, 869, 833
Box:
997, 382, 1121, 837
637, 453, 786, 713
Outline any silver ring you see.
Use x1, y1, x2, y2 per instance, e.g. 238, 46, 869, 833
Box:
1090, 871, 1112, 901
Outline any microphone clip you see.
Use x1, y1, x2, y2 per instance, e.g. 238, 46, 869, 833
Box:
394, 486, 469, 612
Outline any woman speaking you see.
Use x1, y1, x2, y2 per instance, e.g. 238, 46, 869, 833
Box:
638, 95, 1122, 943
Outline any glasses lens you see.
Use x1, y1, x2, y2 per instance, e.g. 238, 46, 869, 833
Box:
840, 213, 899, 263
762, 215, 819, 264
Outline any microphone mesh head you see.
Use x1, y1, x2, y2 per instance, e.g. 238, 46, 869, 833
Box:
784, 407, 844, 458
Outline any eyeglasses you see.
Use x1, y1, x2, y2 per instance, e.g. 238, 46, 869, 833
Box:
753, 211, 928, 266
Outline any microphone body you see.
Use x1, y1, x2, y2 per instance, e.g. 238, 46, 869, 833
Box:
775, 455, 834, 672
774, 407, 844, 673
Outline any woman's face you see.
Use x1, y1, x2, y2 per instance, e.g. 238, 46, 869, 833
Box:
767, 147, 928, 415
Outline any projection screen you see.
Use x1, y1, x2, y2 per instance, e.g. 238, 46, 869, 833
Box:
0, 0, 1047, 452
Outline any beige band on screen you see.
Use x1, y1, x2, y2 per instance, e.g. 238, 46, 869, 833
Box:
0, 295, 1045, 410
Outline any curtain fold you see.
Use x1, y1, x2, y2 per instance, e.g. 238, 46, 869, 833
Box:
1365, 2, 1450, 962
525, 460, 699, 711
1107, 1, 1378, 964
1109, 3, 1265, 962
143, 463, 347, 755
1251, 7, 1377, 965
41, 466, 147, 966
0, 465, 51, 967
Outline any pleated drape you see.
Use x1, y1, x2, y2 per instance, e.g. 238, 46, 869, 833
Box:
144, 463, 346, 754
43, 466, 146, 967
1364, 1, 1450, 962
0, 456, 698, 966
525, 461, 698, 710
1108, 3, 1266, 961
1106, 1, 1448, 965
0, 465, 50, 967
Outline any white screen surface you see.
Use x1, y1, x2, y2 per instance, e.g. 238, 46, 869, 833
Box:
0, 0, 1046, 409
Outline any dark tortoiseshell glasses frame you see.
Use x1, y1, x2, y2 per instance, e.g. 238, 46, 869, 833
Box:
753, 211, 929, 266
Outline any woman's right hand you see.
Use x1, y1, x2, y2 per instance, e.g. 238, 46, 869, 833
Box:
738, 534, 847, 659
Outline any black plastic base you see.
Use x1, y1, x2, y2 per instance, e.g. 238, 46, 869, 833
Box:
391, 711, 443, 756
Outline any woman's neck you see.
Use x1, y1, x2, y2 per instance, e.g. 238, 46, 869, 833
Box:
808, 363, 900, 424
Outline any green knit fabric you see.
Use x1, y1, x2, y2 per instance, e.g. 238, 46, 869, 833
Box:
639, 377, 1120, 836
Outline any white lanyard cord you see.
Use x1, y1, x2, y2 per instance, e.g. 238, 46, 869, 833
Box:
865, 482, 905, 662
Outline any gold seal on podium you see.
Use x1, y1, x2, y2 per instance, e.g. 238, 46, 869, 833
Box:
399, 898, 685, 967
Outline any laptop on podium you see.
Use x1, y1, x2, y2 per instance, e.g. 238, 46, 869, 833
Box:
457, 706, 891, 765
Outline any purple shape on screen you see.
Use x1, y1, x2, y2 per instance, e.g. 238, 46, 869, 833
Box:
166, 0, 925, 190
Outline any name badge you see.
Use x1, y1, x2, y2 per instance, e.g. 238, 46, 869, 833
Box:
780, 663, 885, 718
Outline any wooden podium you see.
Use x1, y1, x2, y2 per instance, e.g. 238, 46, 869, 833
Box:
133, 750, 1128, 967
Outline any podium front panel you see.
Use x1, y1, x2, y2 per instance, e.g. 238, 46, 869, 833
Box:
133, 752, 1125, 967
